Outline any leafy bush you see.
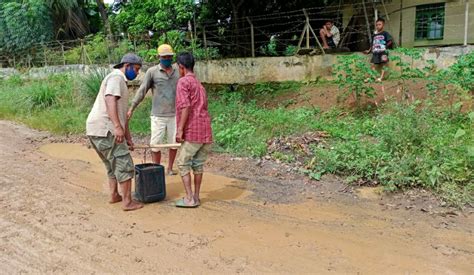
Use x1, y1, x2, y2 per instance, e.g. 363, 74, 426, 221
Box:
0, 0, 53, 57
193, 46, 221, 60
390, 47, 427, 79
284, 45, 297, 56
333, 54, 378, 105
259, 38, 278, 56
428, 51, 474, 94
308, 104, 473, 206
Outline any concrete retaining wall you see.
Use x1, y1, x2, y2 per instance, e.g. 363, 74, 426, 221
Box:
1, 45, 472, 84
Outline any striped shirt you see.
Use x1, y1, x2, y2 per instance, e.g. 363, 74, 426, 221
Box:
176, 73, 213, 144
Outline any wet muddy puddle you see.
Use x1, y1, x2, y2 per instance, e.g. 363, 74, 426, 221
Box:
39, 143, 250, 203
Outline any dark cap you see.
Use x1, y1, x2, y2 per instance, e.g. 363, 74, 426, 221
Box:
113, 53, 143, 69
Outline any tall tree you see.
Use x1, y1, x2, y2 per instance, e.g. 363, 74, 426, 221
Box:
95, 0, 114, 42
112, 0, 194, 36
47, 0, 91, 39
0, 0, 54, 56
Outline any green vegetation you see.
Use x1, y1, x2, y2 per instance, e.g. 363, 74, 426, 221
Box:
0, 1, 53, 55
333, 54, 378, 105
0, 52, 473, 206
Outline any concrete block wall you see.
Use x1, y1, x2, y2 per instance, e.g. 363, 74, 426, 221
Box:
0, 45, 472, 84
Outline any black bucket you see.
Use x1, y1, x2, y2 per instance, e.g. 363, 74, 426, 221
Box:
134, 163, 166, 203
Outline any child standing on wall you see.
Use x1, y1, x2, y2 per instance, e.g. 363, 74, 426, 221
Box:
365, 18, 393, 82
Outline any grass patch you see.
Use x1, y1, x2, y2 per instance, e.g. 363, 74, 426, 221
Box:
0, 73, 472, 206
0, 73, 153, 135
209, 87, 473, 206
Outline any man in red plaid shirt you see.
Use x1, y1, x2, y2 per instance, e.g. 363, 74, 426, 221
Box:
175, 52, 213, 208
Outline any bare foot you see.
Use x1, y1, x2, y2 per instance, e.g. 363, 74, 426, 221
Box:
122, 200, 144, 211
109, 193, 122, 204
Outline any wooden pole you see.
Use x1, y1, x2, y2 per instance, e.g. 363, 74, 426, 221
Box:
134, 144, 181, 150
80, 39, 86, 64
362, 0, 372, 44
202, 26, 208, 59
305, 9, 310, 48
308, 24, 326, 55
381, 0, 390, 21
43, 46, 48, 66
464, 0, 469, 46
297, 24, 307, 52
399, 0, 403, 47
246, 17, 255, 58
60, 42, 66, 65
303, 9, 325, 54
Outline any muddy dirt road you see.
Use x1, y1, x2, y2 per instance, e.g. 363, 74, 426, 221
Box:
0, 121, 473, 274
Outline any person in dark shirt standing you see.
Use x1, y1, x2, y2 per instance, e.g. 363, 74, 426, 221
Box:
365, 18, 393, 82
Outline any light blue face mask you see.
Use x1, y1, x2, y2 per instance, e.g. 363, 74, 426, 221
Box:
160, 58, 172, 68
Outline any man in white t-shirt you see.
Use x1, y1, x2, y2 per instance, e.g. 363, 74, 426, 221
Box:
86, 53, 144, 211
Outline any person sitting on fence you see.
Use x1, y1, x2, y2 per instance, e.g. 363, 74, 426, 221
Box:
319, 19, 340, 49
86, 53, 143, 211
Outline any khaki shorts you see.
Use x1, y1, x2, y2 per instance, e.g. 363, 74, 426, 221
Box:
177, 142, 211, 176
150, 116, 176, 152
89, 132, 134, 183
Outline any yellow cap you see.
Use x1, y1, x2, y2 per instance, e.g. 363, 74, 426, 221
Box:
157, 44, 175, 56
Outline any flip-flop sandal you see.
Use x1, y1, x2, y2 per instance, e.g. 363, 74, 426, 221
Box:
194, 198, 201, 206
175, 198, 198, 208
167, 170, 178, 176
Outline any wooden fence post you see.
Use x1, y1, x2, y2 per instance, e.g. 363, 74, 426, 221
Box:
60, 42, 66, 65
202, 26, 208, 59
362, 0, 373, 44
300, 9, 325, 54
246, 17, 255, 58
464, 0, 470, 46
80, 39, 86, 64
43, 46, 48, 66
305, 11, 310, 49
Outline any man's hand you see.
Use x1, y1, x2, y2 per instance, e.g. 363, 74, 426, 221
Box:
114, 125, 125, 144
364, 49, 371, 54
176, 129, 184, 143
126, 138, 134, 151
126, 108, 134, 121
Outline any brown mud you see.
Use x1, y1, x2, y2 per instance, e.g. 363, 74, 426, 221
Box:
259, 79, 473, 112
1, 120, 473, 274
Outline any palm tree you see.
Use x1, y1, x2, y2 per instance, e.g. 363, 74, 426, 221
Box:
47, 0, 90, 39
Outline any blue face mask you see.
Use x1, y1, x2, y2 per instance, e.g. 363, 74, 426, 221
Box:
160, 59, 172, 68
125, 65, 137, 80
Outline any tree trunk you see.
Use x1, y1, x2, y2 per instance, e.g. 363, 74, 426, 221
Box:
96, 0, 114, 43
231, 0, 245, 56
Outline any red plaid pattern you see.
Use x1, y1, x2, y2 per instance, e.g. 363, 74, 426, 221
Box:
176, 73, 213, 144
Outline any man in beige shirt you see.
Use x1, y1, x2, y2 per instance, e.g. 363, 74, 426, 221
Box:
127, 44, 179, 175
86, 53, 143, 211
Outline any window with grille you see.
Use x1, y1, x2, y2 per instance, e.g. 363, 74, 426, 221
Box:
415, 3, 445, 40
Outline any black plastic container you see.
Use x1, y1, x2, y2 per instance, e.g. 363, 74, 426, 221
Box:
134, 163, 166, 203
